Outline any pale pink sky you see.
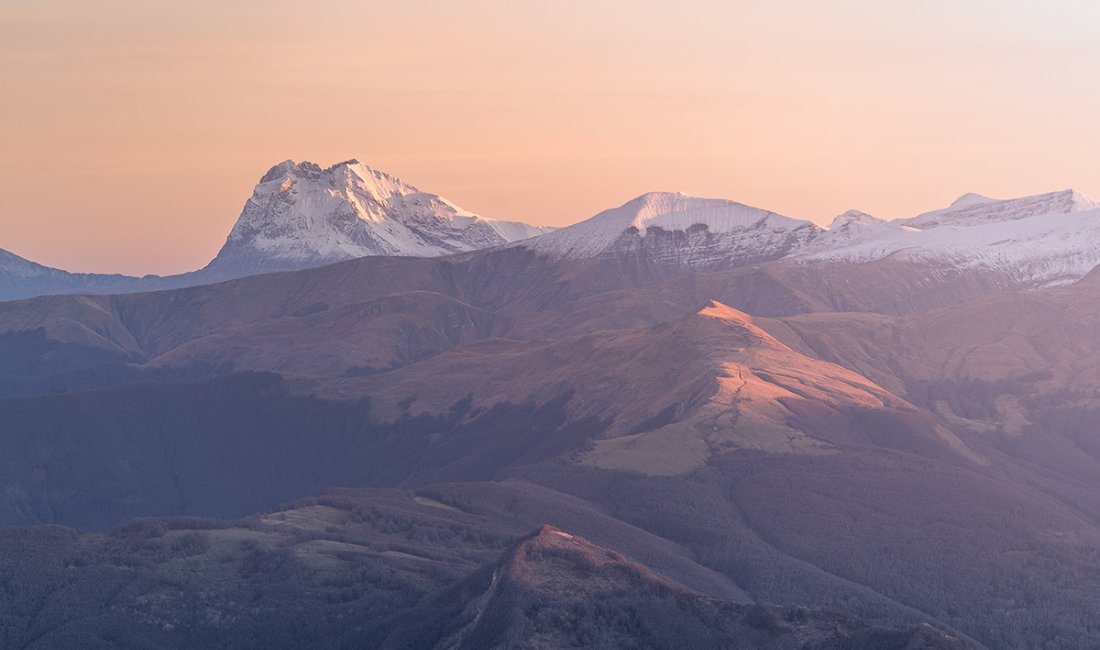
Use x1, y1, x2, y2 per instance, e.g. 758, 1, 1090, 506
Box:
3, 1, 1100, 275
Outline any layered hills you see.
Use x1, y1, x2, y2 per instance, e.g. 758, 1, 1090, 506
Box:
5, 229, 1100, 647
0, 488, 970, 649
6, 165, 1100, 647
378, 524, 969, 650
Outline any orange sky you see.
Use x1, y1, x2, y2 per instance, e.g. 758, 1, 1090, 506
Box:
3, 1, 1100, 275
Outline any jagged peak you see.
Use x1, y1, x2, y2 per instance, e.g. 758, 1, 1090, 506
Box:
258, 158, 409, 191
247, 159, 443, 222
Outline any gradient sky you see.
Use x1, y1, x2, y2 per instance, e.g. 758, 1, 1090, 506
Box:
3, 0, 1100, 274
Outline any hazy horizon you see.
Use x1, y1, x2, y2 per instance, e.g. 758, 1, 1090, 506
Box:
6, 6, 1100, 647
4, 0, 1100, 275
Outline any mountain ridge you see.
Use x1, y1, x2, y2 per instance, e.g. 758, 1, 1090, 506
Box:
5, 160, 1100, 304
6, 214, 1100, 646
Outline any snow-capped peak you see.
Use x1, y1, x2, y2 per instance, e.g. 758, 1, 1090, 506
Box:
253, 159, 450, 219
206, 159, 552, 274
522, 191, 819, 264
619, 191, 808, 234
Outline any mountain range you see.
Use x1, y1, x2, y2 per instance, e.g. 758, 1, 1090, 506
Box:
4, 158, 1100, 304
5, 160, 1100, 647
